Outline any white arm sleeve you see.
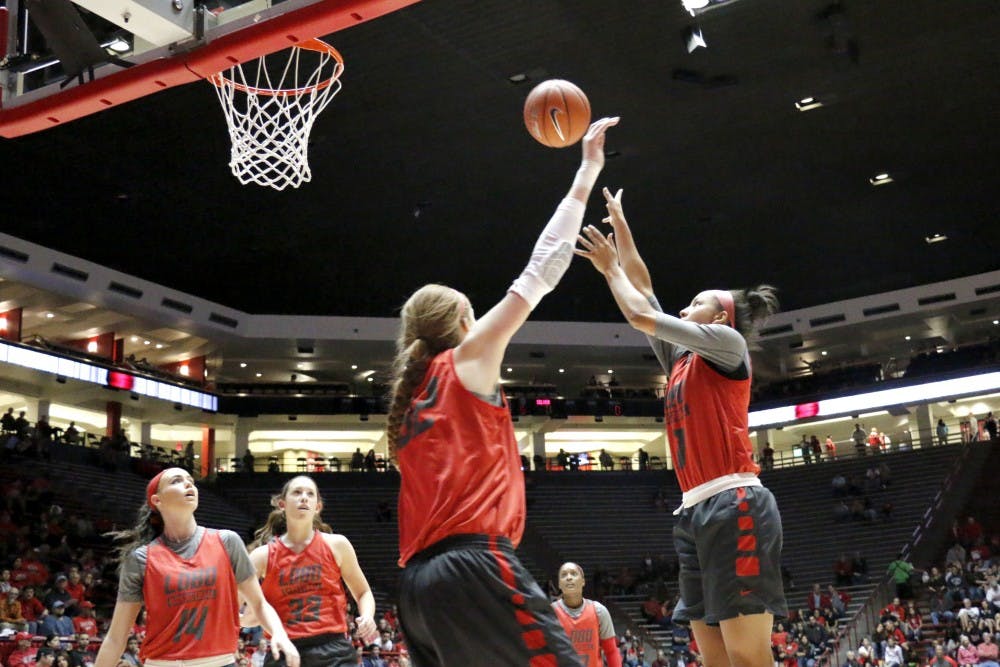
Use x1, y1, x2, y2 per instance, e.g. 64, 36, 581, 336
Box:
508, 197, 586, 309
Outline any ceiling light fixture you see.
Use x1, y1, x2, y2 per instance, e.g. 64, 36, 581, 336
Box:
924, 233, 948, 244
869, 173, 893, 186
681, 0, 710, 13
106, 37, 130, 54
558, 368, 565, 373
684, 25, 707, 52
350, 364, 358, 370
130, 336, 138, 342
255, 372, 262, 378
45, 312, 55, 319
240, 362, 247, 368
143, 340, 150, 345
905, 335, 911, 341
795, 96, 823, 111
508, 73, 528, 84
821, 351, 828, 356
155, 344, 163, 349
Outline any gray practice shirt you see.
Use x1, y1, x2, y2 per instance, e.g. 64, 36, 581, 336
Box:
645, 295, 749, 379
117, 526, 255, 602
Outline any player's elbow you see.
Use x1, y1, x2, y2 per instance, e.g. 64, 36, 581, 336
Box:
624, 309, 656, 336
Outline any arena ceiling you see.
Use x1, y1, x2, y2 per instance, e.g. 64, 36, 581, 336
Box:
0, 0, 998, 390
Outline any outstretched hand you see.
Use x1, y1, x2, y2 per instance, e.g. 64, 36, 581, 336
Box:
574, 224, 619, 275
601, 187, 627, 229
581, 117, 620, 169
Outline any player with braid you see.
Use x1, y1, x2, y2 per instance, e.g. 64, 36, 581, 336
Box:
386, 116, 619, 666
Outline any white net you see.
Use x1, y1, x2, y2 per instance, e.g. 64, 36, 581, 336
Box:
210, 39, 344, 190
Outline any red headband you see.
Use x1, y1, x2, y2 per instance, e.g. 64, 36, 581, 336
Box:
146, 470, 166, 510
709, 289, 735, 327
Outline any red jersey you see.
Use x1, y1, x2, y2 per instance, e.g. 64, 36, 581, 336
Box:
73, 616, 98, 636
261, 534, 347, 637
553, 600, 601, 667
664, 352, 758, 491
6, 649, 36, 667
397, 349, 524, 566
141, 529, 240, 662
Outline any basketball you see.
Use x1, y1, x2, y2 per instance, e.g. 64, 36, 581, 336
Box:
523, 79, 592, 148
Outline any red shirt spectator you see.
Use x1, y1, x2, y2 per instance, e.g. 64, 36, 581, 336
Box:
19, 553, 48, 589
780, 641, 799, 667
6, 633, 36, 667
807, 584, 831, 611
19, 588, 45, 623
72, 602, 98, 636
63, 574, 86, 608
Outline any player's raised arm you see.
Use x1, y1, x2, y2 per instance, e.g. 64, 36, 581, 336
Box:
454, 116, 619, 395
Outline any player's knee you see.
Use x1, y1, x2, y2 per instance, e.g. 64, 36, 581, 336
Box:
724, 642, 771, 667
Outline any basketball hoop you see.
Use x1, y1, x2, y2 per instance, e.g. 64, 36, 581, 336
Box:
209, 38, 344, 190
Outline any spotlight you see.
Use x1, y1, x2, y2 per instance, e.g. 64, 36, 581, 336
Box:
869, 173, 893, 186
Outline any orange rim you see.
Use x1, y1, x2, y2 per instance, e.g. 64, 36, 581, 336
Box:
209, 38, 344, 97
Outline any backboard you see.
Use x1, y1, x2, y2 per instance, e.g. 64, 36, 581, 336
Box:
0, 0, 419, 138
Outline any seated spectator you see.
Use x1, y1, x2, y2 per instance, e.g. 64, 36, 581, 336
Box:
119, 638, 140, 667
843, 650, 862, 667
828, 585, 851, 618
641, 594, 664, 624
929, 643, 959, 667
979, 633, 1000, 667
71, 602, 97, 637
35, 636, 63, 662
1, 586, 27, 631
957, 635, 978, 667
832, 474, 848, 497
19, 587, 45, 634
67, 634, 94, 667
883, 636, 905, 667
249, 639, 269, 667
905, 601, 924, 641
807, 584, 831, 612
958, 598, 982, 631
881, 597, 906, 623
833, 500, 851, 522
834, 554, 854, 586
6, 631, 37, 667
38, 600, 73, 637
44, 576, 72, 612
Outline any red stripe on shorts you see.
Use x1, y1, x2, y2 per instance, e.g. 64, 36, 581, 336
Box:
489, 537, 557, 662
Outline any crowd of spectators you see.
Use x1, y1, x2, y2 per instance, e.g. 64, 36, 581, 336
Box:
836, 516, 1000, 667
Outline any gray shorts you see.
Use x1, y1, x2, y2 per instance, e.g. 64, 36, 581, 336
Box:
672, 485, 787, 626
